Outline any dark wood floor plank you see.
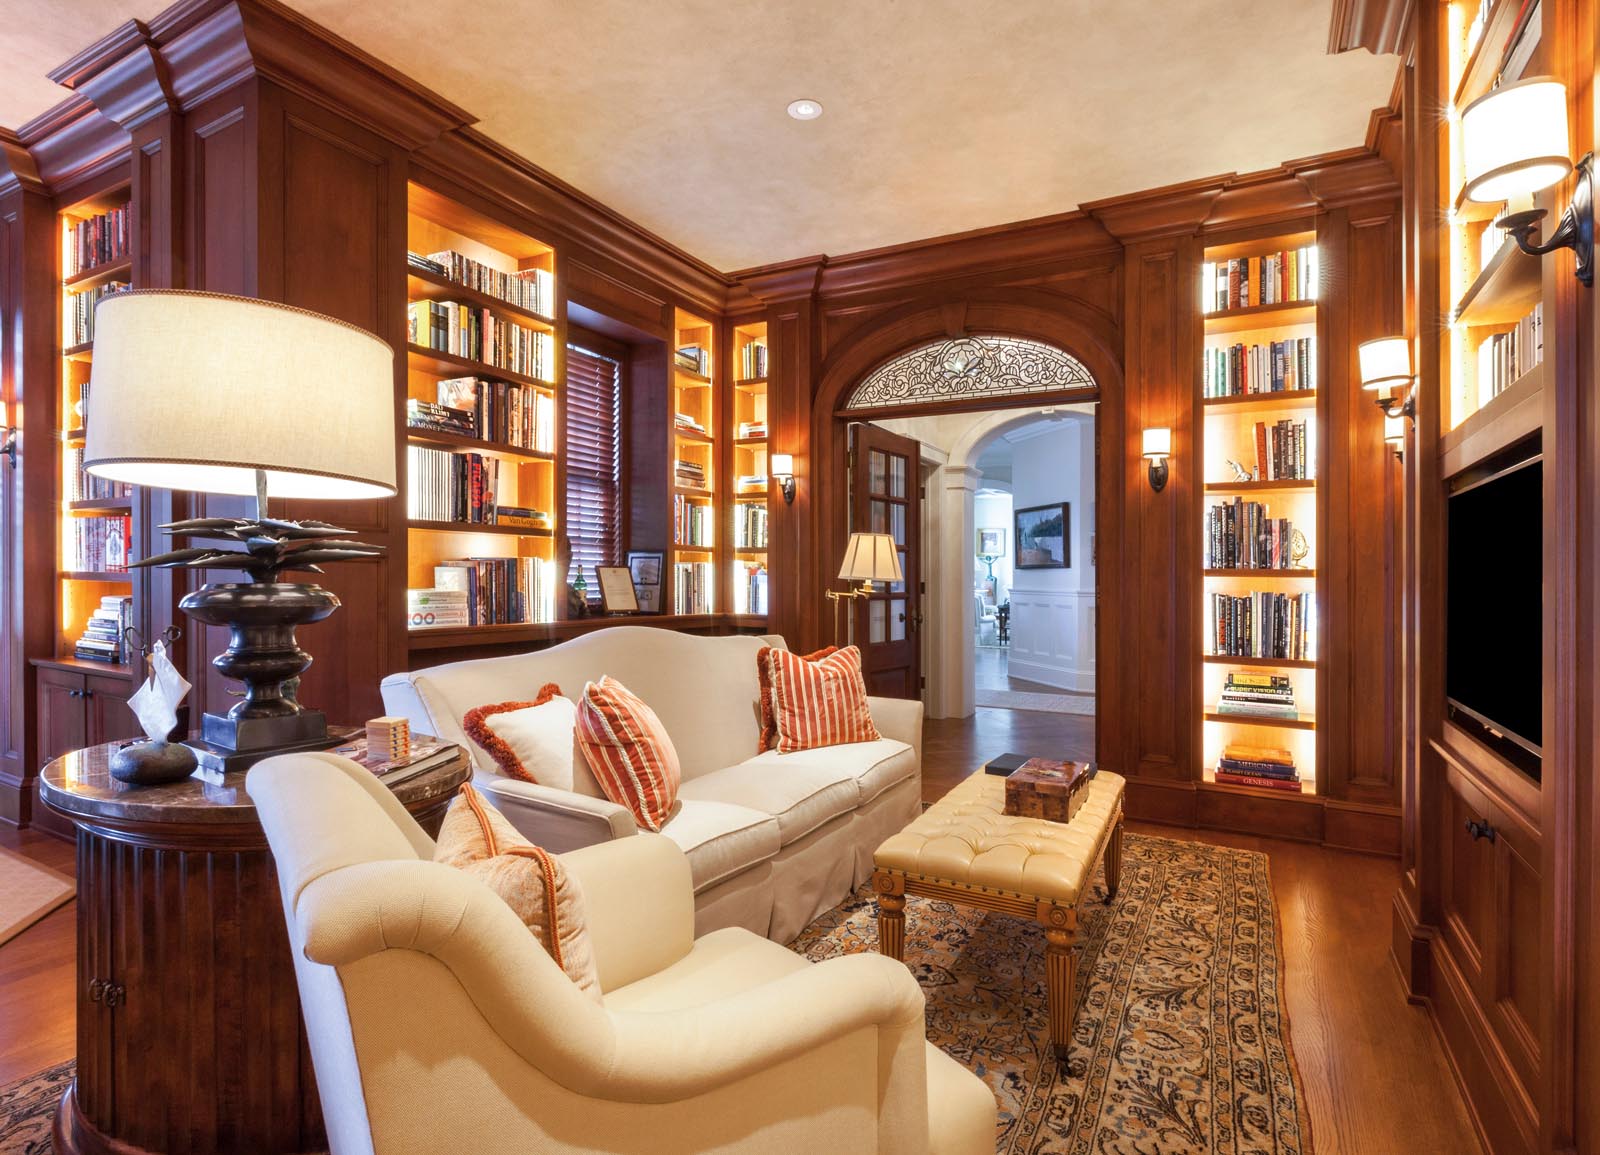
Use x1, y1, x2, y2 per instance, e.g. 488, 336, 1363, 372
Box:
0, 826, 78, 1086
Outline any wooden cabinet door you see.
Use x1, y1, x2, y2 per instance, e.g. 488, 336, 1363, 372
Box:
36, 668, 87, 769
85, 675, 140, 745
847, 422, 921, 698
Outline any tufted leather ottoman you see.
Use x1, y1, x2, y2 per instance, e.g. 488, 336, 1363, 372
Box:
871, 768, 1125, 1065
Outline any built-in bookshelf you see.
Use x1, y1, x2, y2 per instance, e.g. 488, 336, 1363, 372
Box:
1199, 230, 1321, 797
729, 319, 769, 619
672, 308, 717, 615
1443, 0, 1546, 433
403, 183, 561, 640
56, 187, 136, 673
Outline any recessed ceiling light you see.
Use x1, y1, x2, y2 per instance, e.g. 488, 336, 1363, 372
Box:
787, 99, 823, 121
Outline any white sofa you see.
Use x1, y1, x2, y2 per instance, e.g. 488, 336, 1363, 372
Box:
248, 752, 996, 1155
380, 627, 923, 943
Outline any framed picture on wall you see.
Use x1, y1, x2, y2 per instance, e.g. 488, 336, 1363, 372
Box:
976, 528, 1006, 556
1015, 503, 1069, 569
626, 550, 665, 614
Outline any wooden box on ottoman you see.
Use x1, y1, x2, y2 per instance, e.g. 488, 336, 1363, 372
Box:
1003, 758, 1091, 823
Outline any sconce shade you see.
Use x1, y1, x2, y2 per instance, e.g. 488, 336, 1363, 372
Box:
838, 532, 903, 583
85, 290, 397, 500
1462, 77, 1573, 204
1358, 337, 1413, 391
1142, 427, 1172, 460
1384, 411, 1406, 445
770, 453, 794, 478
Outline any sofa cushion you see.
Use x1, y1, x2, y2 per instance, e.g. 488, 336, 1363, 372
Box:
678, 761, 860, 847
740, 738, 917, 808
659, 800, 781, 894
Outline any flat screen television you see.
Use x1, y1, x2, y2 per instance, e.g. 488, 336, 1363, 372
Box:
1446, 451, 1542, 780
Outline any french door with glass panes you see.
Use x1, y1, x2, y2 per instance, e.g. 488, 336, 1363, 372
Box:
847, 422, 920, 698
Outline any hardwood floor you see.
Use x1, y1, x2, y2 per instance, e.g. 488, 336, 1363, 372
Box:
925, 705, 1483, 1155
0, 710, 1481, 1155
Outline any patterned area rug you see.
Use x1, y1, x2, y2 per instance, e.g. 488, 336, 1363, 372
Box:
0, 1060, 70, 1154
792, 832, 1311, 1154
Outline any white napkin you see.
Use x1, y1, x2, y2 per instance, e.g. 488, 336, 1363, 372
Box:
127, 640, 191, 743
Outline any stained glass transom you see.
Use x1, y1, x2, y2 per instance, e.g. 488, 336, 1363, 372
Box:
843, 335, 1096, 410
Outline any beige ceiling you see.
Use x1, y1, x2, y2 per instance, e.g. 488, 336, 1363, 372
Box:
4, 1, 1399, 271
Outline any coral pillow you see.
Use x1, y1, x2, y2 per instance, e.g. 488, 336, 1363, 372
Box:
758, 645, 881, 754
433, 783, 601, 1000
575, 676, 681, 832
463, 683, 577, 789
757, 645, 838, 752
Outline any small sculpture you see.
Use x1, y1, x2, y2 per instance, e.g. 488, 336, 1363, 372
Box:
112, 637, 196, 784
1291, 529, 1310, 567
1226, 458, 1254, 482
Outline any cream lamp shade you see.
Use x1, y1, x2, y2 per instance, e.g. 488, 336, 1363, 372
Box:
838, 532, 903, 583
85, 290, 397, 500
1358, 337, 1413, 391
1141, 426, 1172, 461
770, 453, 795, 478
1461, 77, 1572, 204
1384, 411, 1406, 447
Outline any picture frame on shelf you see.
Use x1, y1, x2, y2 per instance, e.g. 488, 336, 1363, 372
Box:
597, 566, 640, 615
627, 550, 665, 614
1015, 503, 1069, 569
976, 527, 1006, 556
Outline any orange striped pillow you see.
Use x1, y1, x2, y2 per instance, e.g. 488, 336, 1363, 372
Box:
575, 676, 681, 832
759, 644, 881, 754
433, 783, 601, 1000
757, 646, 838, 752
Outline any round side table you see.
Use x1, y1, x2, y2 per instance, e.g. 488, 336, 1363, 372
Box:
39, 740, 471, 1155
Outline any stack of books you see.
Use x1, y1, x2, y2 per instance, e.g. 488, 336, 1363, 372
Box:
72, 514, 130, 572
674, 413, 706, 434
75, 595, 131, 664
673, 561, 715, 614
66, 206, 131, 276
674, 495, 714, 547
410, 558, 557, 627
407, 587, 470, 629
366, 716, 411, 762
331, 733, 460, 787
1202, 336, 1315, 397
1252, 419, 1310, 480
1203, 246, 1317, 311
495, 505, 550, 530
424, 378, 555, 451
405, 399, 475, 438
1209, 591, 1314, 659
738, 420, 767, 439
735, 474, 766, 493
1206, 500, 1298, 570
674, 460, 707, 490
1214, 672, 1298, 720
675, 344, 710, 375
740, 341, 768, 380
736, 503, 768, 550
1215, 743, 1304, 792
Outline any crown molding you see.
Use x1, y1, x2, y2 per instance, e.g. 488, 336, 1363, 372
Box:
1328, 0, 1415, 59
732, 256, 828, 304
49, 21, 176, 135
0, 128, 46, 198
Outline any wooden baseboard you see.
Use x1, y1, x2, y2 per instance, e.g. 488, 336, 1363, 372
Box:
1122, 777, 1196, 826
1323, 799, 1403, 855
1119, 775, 1400, 855
0, 767, 32, 828
1389, 890, 1433, 1002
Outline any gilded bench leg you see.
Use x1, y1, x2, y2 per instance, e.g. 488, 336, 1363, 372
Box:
1039, 903, 1077, 1065
1105, 810, 1124, 903
873, 870, 906, 961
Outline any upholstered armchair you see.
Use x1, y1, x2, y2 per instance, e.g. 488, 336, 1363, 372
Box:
248, 752, 996, 1155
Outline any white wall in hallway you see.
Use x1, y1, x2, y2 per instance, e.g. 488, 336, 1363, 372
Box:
974, 491, 1014, 604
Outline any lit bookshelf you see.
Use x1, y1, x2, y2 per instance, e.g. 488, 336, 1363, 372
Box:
403, 182, 561, 639
57, 187, 136, 673
729, 319, 769, 619
672, 308, 717, 615
1199, 230, 1321, 797
1442, 0, 1547, 433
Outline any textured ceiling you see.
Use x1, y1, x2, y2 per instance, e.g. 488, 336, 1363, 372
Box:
4, 0, 1398, 270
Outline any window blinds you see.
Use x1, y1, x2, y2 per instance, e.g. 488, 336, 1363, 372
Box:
564, 344, 622, 597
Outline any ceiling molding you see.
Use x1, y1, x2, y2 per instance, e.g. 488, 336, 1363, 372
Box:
0, 127, 46, 198
49, 21, 176, 134
1328, 0, 1415, 58
733, 255, 828, 305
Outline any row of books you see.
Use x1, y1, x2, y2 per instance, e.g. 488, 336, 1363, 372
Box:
1477, 302, 1542, 405
407, 446, 501, 525
735, 503, 768, 550
738, 420, 767, 439
674, 459, 707, 490
71, 514, 130, 572
407, 301, 555, 383
66, 447, 133, 502
1209, 591, 1314, 660
733, 563, 769, 615
674, 562, 715, 615
1251, 419, 1311, 481
406, 558, 557, 629
1215, 743, 1304, 792
1214, 672, 1299, 720
74, 595, 132, 665
65, 206, 131, 278
740, 341, 769, 381
1203, 247, 1317, 312
1202, 338, 1316, 397
408, 250, 554, 319
674, 495, 714, 548
676, 344, 710, 376
1205, 500, 1300, 571
412, 376, 555, 452
65, 281, 129, 346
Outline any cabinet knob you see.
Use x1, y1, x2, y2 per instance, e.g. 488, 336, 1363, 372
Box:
88, 978, 125, 1008
1465, 818, 1497, 843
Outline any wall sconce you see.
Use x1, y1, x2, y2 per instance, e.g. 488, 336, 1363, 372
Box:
1384, 411, 1407, 461
1142, 427, 1171, 492
770, 453, 796, 504
1462, 76, 1592, 286
1357, 337, 1417, 421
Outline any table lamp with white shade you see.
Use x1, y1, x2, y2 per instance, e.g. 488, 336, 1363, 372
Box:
86, 290, 396, 775
826, 531, 904, 644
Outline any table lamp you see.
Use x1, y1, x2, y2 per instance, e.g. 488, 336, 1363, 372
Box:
826, 531, 904, 644
86, 290, 396, 774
